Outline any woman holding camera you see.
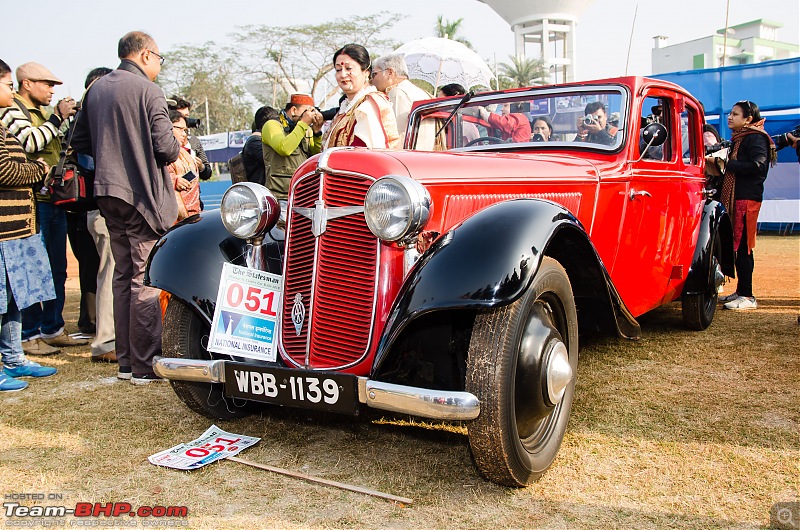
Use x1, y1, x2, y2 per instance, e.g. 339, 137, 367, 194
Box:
167, 109, 201, 221
707, 100, 777, 310
532, 116, 554, 142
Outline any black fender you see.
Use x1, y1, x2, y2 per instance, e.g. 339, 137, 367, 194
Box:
144, 210, 284, 325
683, 200, 735, 295
372, 199, 641, 375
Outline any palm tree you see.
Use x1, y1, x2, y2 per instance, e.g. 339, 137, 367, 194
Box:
498, 55, 548, 88
434, 15, 473, 49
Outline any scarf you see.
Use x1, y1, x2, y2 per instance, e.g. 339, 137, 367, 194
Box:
719, 119, 777, 213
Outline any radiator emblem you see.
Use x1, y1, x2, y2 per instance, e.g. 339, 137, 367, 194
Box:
291, 293, 305, 336
293, 199, 364, 237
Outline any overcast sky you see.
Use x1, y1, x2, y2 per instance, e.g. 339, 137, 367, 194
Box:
3, 0, 797, 101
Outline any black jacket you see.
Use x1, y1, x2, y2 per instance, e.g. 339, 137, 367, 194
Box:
727, 132, 770, 202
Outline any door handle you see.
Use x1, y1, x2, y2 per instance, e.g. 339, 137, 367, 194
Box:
629, 189, 652, 201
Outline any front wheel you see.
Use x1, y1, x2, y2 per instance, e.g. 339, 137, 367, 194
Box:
466, 257, 578, 487
162, 297, 255, 420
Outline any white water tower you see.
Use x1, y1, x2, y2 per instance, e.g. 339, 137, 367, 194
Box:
479, 0, 594, 83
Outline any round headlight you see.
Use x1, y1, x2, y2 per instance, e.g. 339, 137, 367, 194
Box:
364, 175, 431, 242
220, 183, 279, 239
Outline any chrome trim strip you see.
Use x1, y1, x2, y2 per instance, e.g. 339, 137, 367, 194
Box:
153, 357, 480, 421
318, 146, 356, 172
153, 356, 226, 383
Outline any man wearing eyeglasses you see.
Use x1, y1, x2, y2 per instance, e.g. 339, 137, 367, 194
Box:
370, 54, 435, 149
0, 62, 85, 356
72, 31, 181, 386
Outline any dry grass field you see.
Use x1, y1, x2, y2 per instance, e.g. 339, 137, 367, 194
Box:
0, 234, 797, 529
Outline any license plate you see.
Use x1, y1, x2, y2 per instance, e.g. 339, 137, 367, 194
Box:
223, 363, 359, 415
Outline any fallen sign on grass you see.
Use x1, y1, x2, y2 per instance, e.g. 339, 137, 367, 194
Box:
149, 426, 413, 505
148, 425, 260, 470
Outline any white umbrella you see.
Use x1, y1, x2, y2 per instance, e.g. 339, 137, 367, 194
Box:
394, 37, 495, 90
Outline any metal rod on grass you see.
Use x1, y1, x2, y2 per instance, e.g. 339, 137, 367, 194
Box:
227, 456, 414, 506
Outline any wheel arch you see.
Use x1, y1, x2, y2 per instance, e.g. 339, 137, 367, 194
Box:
145, 210, 284, 325
684, 200, 735, 295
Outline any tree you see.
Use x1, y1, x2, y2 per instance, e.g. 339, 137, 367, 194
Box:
231, 12, 403, 107
498, 55, 548, 88
158, 42, 252, 134
434, 15, 473, 49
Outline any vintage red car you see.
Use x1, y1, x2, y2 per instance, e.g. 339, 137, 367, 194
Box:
146, 76, 734, 487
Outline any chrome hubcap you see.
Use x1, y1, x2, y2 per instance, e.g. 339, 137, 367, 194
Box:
545, 341, 572, 405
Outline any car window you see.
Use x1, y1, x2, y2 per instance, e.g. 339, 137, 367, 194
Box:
682, 105, 701, 165
411, 87, 626, 151
639, 96, 671, 162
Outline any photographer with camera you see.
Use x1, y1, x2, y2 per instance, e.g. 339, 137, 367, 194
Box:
773, 126, 800, 163
0, 61, 87, 355
169, 96, 212, 180
574, 101, 617, 146
705, 100, 777, 311
477, 102, 532, 144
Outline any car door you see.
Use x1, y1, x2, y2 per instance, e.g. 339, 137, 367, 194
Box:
611, 92, 689, 317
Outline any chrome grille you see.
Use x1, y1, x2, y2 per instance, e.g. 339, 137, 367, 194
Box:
280, 172, 377, 369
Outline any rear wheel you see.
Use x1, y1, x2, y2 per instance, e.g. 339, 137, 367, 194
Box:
682, 236, 722, 330
162, 297, 254, 419
466, 257, 578, 487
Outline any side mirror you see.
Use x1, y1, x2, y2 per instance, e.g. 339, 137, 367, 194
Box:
634, 122, 669, 163
642, 122, 668, 147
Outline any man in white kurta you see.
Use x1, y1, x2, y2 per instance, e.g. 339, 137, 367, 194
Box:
371, 54, 436, 150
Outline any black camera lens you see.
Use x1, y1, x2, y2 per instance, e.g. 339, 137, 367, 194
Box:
185, 117, 201, 129
583, 116, 595, 126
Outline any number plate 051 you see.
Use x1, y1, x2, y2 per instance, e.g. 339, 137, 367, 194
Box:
223, 363, 359, 415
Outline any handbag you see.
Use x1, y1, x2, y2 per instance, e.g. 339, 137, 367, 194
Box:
228, 152, 247, 183
48, 162, 96, 212
47, 82, 97, 212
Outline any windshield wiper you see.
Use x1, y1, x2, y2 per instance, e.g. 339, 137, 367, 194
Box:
435, 90, 474, 138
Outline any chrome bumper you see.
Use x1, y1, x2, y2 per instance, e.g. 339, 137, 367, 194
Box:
154, 357, 480, 421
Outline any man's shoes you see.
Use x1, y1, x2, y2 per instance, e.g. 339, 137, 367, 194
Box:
22, 338, 60, 356
719, 292, 739, 303
3, 361, 57, 378
117, 366, 132, 381
42, 332, 89, 348
724, 296, 758, 310
91, 350, 117, 363
0, 372, 28, 392
130, 373, 165, 386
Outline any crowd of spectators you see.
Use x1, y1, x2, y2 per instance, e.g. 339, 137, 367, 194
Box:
2, 31, 796, 391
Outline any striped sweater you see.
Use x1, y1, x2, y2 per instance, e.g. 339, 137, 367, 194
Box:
0, 124, 46, 242
0, 96, 63, 160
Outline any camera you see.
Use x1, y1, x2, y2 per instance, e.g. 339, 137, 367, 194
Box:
583, 115, 599, 126
531, 133, 545, 142
185, 117, 202, 129
705, 140, 731, 156
772, 124, 800, 151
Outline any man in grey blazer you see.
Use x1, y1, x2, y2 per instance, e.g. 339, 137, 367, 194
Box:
73, 31, 180, 385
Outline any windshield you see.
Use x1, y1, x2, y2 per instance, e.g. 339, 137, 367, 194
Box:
409, 86, 627, 152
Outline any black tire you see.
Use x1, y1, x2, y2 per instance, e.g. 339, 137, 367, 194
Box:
466, 257, 578, 487
162, 297, 255, 420
682, 237, 722, 331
